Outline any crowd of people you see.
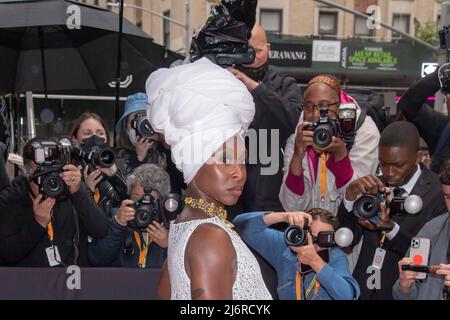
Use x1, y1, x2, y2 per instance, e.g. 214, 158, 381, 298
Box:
0, 25, 449, 300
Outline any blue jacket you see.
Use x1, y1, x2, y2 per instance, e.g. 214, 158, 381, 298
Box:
88, 213, 166, 268
233, 212, 360, 300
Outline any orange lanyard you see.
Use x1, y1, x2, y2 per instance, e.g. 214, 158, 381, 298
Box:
93, 188, 101, 204
134, 231, 151, 268
379, 234, 386, 248
47, 222, 54, 241
320, 153, 329, 200
296, 272, 320, 300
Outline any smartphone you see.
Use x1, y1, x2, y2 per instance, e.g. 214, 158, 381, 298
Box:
409, 237, 431, 280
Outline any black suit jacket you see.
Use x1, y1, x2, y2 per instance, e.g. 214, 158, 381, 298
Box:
337, 165, 447, 300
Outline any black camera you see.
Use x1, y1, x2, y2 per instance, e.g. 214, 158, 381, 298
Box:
190, 0, 258, 67
72, 135, 116, 169
284, 220, 346, 248
309, 108, 341, 149
30, 138, 72, 199
131, 110, 155, 139
127, 189, 182, 231
353, 192, 423, 222
285, 221, 311, 247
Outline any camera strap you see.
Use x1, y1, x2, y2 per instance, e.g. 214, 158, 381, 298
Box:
319, 153, 329, 202
93, 187, 100, 204
295, 272, 320, 300
134, 231, 151, 268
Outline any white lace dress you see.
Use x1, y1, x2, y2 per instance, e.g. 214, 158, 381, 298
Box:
168, 216, 272, 300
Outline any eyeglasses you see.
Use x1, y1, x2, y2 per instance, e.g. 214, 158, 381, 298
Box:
301, 102, 339, 113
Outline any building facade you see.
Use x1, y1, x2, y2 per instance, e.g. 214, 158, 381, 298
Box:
83, 0, 442, 54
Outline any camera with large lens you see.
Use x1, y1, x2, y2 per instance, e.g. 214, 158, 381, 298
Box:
309, 108, 341, 149
128, 188, 183, 231
353, 192, 423, 222
284, 220, 354, 248
72, 135, 116, 168
30, 138, 72, 199
131, 110, 155, 139
190, 0, 258, 67
284, 220, 311, 247
353, 194, 385, 221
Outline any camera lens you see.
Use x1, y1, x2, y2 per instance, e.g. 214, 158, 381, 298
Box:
96, 149, 115, 168
41, 173, 66, 198
135, 207, 153, 228
362, 201, 374, 212
313, 127, 333, 148
354, 195, 380, 220
284, 225, 307, 247
138, 118, 155, 138
48, 178, 60, 192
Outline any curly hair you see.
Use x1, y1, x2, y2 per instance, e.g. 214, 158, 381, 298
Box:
126, 164, 171, 197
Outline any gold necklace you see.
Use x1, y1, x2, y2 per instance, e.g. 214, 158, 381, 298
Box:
184, 197, 235, 229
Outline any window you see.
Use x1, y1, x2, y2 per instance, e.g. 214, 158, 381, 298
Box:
260, 9, 282, 33
163, 10, 170, 48
392, 14, 411, 38
319, 12, 338, 36
354, 15, 373, 37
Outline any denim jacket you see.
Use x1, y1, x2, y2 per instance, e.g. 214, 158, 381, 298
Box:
233, 212, 360, 300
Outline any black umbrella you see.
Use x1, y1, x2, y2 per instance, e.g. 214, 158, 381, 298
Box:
0, 0, 176, 96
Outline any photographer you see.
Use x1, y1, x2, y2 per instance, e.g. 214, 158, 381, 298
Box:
115, 93, 185, 196
280, 75, 380, 214
393, 160, 450, 300
88, 164, 170, 268
0, 138, 108, 267
227, 25, 301, 215
233, 209, 360, 300
71, 112, 129, 217
337, 121, 447, 299
398, 67, 449, 174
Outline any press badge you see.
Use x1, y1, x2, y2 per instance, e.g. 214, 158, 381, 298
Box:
371, 247, 386, 270
45, 245, 61, 267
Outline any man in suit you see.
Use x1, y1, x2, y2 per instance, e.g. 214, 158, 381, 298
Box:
337, 121, 447, 300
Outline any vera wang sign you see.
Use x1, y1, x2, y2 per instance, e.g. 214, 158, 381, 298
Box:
269, 43, 312, 68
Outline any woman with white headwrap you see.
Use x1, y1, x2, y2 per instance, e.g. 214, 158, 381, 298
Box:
146, 57, 272, 300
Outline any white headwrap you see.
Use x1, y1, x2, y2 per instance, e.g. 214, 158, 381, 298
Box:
145, 58, 255, 184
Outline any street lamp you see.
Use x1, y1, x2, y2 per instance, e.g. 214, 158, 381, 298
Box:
106, 1, 190, 52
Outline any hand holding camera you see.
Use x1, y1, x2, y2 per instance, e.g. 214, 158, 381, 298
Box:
262, 211, 312, 227
293, 123, 314, 158
135, 137, 153, 162
356, 201, 395, 232
345, 175, 386, 202
290, 232, 326, 273
60, 164, 81, 194
313, 135, 347, 162
116, 199, 136, 226
32, 194, 56, 228
83, 166, 102, 193
146, 221, 169, 249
